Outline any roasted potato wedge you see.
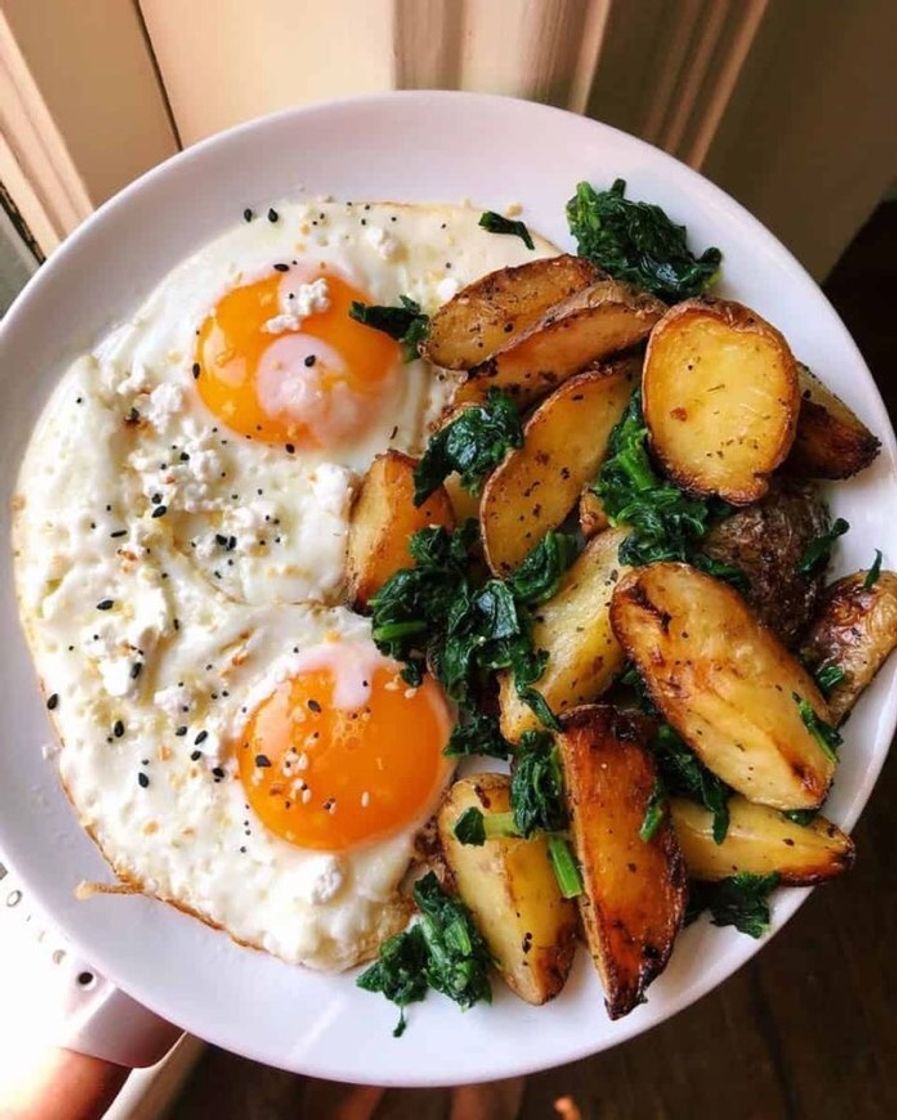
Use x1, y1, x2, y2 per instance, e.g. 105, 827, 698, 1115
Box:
346, 450, 454, 610
423, 254, 600, 370
481, 358, 637, 575
558, 705, 687, 1019
801, 569, 897, 723
702, 478, 830, 646
437, 774, 578, 1005
442, 472, 481, 523
453, 277, 663, 411
611, 563, 836, 810
579, 488, 609, 539
670, 795, 854, 885
643, 298, 799, 504
499, 528, 629, 740
788, 363, 881, 479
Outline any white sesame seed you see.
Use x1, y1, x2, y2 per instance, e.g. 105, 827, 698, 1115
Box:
360, 791, 370, 808
301, 788, 312, 804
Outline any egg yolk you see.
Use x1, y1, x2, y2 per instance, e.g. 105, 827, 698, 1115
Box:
195, 271, 399, 449
238, 655, 451, 852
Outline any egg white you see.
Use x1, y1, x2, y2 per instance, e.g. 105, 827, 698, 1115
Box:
13, 199, 556, 969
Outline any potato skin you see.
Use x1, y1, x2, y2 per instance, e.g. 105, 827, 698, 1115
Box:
788, 364, 881, 479
499, 528, 629, 740
346, 451, 454, 611
558, 705, 687, 1020
643, 298, 800, 504
801, 570, 897, 723
670, 795, 855, 885
611, 562, 836, 810
437, 774, 579, 1006
423, 254, 600, 370
453, 277, 663, 411
481, 358, 637, 576
702, 478, 830, 646
579, 489, 609, 539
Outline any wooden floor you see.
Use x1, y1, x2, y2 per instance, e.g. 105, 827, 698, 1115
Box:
169, 204, 897, 1120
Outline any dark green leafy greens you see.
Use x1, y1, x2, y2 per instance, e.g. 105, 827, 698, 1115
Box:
444, 708, 513, 760
690, 552, 749, 593
348, 295, 430, 361
793, 692, 842, 762
357, 871, 491, 1036
814, 663, 846, 697
478, 210, 535, 251
413, 389, 523, 505
651, 723, 731, 844
594, 390, 732, 570
686, 872, 780, 938
864, 548, 884, 589
639, 778, 666, 842
566, 179, 722, 302
356, 925, 428, 1037
507, 531, 578, 606
369, 521, 557, 731
796, 517, 850, 576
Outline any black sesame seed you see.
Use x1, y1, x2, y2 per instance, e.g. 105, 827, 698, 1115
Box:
151, 493, 162, 505
195, 730, 208, 745
190, 749, 202, 761
212, 766, 225, 779
285, 443, 295, 454
308, 699, 322, 713
96, 599, 114, 611
215, 533, 228, 546
47, 693, 59, 711
180, 452, 190, 462
273, 262, 290, 272
304, 354, 316, 367
267, 208, 279, 223
243, 208, 254, 222
192, 362, 201, 379
138, 772, 149, 788
255, 754, 271, 768
130, 662, 143, 680
239, 846, 246, 854
151, 505, 167, 518
141, 758, 149, 766
110, 529, 127, 539
173, 618, 180, 631
113, 719, 125, 738
176, 726, 188, 737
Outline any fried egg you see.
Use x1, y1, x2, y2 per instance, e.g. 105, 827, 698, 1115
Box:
13, 198, 555, 968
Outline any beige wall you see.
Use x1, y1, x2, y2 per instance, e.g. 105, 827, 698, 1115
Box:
4, 0, 177, 207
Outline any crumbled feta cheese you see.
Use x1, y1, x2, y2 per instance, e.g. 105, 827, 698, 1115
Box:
307, 856, 345, 904
132, 425, 225, 515
115, 361, 152, 396
262, 312, 301, 335
436, 277, 460, 303
364, 225, 401, 260
225, 501, 278, 552
144, 382, 184, 430
263, 278, 330, 334
154, 683, 193, 721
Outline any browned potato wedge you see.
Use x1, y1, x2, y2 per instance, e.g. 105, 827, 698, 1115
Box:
481, 358, 637, 575
801, 569, 897, 723
437, 774, 578, 1005
611, 563, 836, 810
442, 472, 481, 523
643, 298, 799, 504
788, 364, 881, 479
702, 478, 830, 646
579, 489, 609, 539
453, 277, 663, 411
346, 451, 454, 610
558, 705, 687, 1019
499, 528, 629, 740
423, 254, 600, 370
670, 796, 854, 885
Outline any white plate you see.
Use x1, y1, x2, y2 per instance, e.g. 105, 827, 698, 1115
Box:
1, 92, 895, 1086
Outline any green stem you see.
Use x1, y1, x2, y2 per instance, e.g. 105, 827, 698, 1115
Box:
547, 835, 583, 899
